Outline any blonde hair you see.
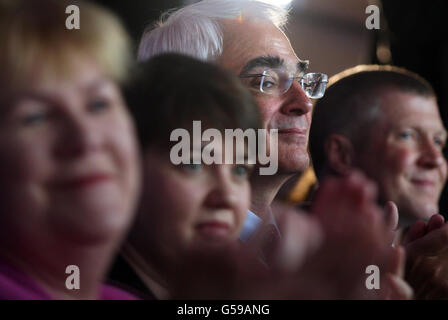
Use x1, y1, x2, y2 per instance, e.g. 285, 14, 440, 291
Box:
0, 0, 132, 90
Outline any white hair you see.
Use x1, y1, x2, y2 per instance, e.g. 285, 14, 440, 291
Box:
137, 0, 289, 62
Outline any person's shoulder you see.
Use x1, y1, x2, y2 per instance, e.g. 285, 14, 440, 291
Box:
0, 258, 50, 300
239, 210, 263, 242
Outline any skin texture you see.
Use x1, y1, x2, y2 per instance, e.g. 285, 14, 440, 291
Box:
0, 57, 140, 243
404, 214, 448, 299
171, 171, 412, 299
323, 88, 446, 299
128, 146, 252, 291
218, 20, 313, 174
355, 90, 447, 221
0, 57, 140, 299
213, 21, 411, 299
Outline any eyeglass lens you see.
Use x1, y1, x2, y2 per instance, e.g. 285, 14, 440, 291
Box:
260, 70, 327, 99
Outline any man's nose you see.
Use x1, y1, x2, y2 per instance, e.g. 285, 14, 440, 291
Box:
280, 80, 313, 116
417, 139, 446, 169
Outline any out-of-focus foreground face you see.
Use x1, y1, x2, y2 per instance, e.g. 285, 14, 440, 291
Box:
0, 57, 140, 245
219, 20, 313, 174
356, 90, 447, 221
137, 146, 251, 261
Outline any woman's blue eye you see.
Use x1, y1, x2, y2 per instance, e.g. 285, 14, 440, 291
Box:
22, 112, 47, 125
434, 138, 446, 148
88, 99, 110, 113
233, 165, 249, 178
183, 163, 202, 172
398, 131, 412, 139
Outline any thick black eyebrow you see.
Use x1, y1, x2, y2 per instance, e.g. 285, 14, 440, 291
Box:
240, 56, 284, 75
240, 55, 310, 76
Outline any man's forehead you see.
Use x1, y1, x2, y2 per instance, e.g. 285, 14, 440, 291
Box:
220, 19, 302, 72
378, 91, 446, 133
381, 90, 440, 115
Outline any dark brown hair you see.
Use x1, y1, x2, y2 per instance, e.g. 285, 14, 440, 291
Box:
125, 53, 262, 150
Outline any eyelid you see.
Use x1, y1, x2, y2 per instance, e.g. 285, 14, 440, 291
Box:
179, 162, 203, 173
235, 163, 254, 173
395, 129, 415, 140
85, 80, 115, 95
88, 97, 110, 109
434, 136, 447, 146
239, 73, 264, 78
14, 100, 49, 115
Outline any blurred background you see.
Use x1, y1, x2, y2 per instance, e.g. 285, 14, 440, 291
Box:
91, 0, 448, 215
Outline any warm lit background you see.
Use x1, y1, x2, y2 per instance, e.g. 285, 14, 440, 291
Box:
91, 0, 448, 216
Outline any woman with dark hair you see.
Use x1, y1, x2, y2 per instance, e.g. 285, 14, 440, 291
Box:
109, 53, 262, 299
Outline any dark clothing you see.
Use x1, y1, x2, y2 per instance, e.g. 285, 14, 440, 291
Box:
107, 254, 156, 300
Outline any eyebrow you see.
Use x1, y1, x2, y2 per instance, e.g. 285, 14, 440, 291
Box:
10, 81, 109, 104
2, 79, 112, 109
240, 55, 309, 75
84, 78, 114, 93
7, 92, 56, 109
240, 56, 284, 75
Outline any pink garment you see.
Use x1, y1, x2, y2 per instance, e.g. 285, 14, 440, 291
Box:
0, 257, 138, 300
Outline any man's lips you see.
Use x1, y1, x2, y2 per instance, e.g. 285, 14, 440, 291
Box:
409, 179, 440, 195
50, 173, 114, 189
411, 179, 437, 188
277, 128, 307, 135
195, 221, 231, 238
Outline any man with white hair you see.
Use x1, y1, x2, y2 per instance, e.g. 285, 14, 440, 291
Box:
105, 0, 414, 299
138, 0, 328, 240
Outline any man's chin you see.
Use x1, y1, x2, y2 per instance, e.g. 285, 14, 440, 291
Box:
400, 201, 439, 224
277, 154, 310, 175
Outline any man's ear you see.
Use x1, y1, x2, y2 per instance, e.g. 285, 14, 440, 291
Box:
323, 134, 354, 175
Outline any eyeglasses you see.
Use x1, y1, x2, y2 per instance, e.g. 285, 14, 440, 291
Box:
239, 68, 328, 99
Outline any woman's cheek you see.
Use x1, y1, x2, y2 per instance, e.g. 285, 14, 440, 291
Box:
439, 160, 448, 186
235, 183, 251, 234
0, 140, 44, 182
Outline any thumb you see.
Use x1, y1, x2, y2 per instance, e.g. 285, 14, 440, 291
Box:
390, 245, 406, 278
384, 201, 399, 231
383, 273, 414, 300
381, 246, 413, 300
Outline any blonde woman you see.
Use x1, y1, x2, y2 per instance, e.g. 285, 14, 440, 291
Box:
0, 0, 140, 299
